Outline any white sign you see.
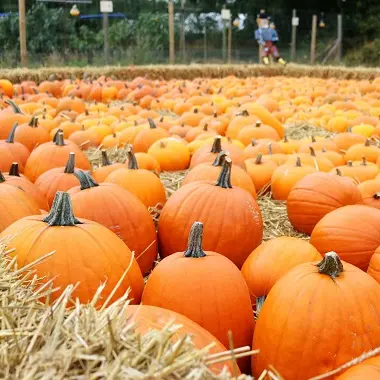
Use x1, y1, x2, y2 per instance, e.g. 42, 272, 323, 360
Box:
292, 17, 299, 26
100, 1, 113, 13
221, 9, 231, 21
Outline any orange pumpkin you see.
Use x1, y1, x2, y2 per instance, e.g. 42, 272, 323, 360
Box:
133, 118, 170, 152
13, 117, 51, 152
143, 222, 254, 372
0, 192, 144, 306
0, 100, 29, 139
332, 129, 367, 153
91, 150, 127, 183
237, 121, 280, 145
134, 152, 161, 173
337, 356, 380, 380
345, 139, 380, 163
158, 157, 263, 268
252, 252, 380, 379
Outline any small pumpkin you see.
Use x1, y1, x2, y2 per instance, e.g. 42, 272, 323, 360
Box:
243, 139, 283, 160
0, 192, 144, 306
310, 205, 380, 270
332, 129, 367, 153
133, 118, 170, 152
297, 135, 339, 153
0, 100, 29, 139
332, 158, 379, 183
143, 222, 254, 373
237, 120, 280, 146
91, 150, 126, 183
278, 135, 301, 154
345, 139, 380, 163
285, 147, 335, 172
134, 152, 161, 173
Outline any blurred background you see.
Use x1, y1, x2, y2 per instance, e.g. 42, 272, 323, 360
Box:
0, 0, 378, 68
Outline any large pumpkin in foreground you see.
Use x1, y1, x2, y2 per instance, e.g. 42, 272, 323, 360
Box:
126, 305, 238, 375
143, 222, 254, 373
158, 157, 263, 268
0, 192, 144, 306
252, 252, 380, 379
337, 356, 380, 380
310, 205, 380, 271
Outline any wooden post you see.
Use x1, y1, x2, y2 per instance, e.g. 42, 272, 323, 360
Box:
290, 9, 297, 62
222, 21, 227, 63
103, 12, 109, 64
310, 15, 317, 64
204, 27, 207, 63
180, 0, 186, 62
337, 14, 342, 64
18, 0, 28, 67
168, 0, 175, 64
227, 19, 232, 64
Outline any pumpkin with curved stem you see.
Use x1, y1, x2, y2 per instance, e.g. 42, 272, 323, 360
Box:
24, 132, 91, 182
252, 252, 380, 380
158, 157, 263, 268
1, 163, 49, 210
0, 183, 41, 232
182, 151, 256, 198
336, 356, 380, 380
143, 222, 254, 373
271, 157, 316, 200
91, 150, 126, 183
0, 192, 144, 306
126, 304, 238, 375
0, 100, 29, 139
263, 142, 289, 166
237, 121, 281, 146
244, 153, 278, 193
0, 123, 30, 172
287, 172, 362, 234
241, 237, 322, 310
345, 139, 380, 163
310, 205, 380, 270
34, 152, 82, 207
14, 117, 51, 152
68, 171, 158, 275
106, 147, 166, 209
332, 129, 367, 153
133, 118, 170, 153
190, 136, 245, 169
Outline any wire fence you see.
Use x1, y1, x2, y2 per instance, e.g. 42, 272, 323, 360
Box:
0, 2, 347, 68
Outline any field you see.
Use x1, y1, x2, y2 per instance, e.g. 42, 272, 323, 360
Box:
1, 65, 380, 379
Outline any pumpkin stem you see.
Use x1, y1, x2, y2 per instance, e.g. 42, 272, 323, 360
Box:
283, 135, 289, 143
336, 168, 342, 176
203, 124, 208, 131
347, 127, 352, 133
184, 222, 206, 258
210, 136, 222, 153
311, 135, 316, 143
215, 156, 232, 189
296, 157, 302, 167
74, 170, 99, 190
64, 152, 76, 174
374, 193, 380, 200
255, 120, 261, 128
0, 171, 5, 183
309, 146, 317, 157
28, 116, 38, 128
255, 153, 263, 164
126, 146, 139, 170
212, 151, 229, 166
53, 129, 63, 143
55, 132, 65, 146
365, 139, 370, 147
322, 148, 327, 152
148, 118, 157, 129
251, 139, 257, 147
241, 110, 249, 116
5, 123, 18, 144
5, 99, 23, 114
101, 150, 112, 166
347, 161, 353, 167
316, 251, 344, 279
267, 143, 273, 155
9, 162, 20, 177
256, 295, 266, 315
194, 108, 199, 114
43, 192, 82, 226
361, 156, 367, 166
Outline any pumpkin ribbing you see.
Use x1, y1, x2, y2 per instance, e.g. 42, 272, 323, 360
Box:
43, 192, 82, 226
215, 157, 232, 189
184, 222, 206, 258
74, 170, 99, 190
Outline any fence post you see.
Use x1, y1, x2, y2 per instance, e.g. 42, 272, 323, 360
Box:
168, 0, 175, 64
18, 0, 28, 67
103, 12, 109, 65
204, 27, 207, 63
290, 9, 297, 62
337, 14, 342, 64
310, 15, 317, 64
180, 0, 186, 62
228, 19, 232, 64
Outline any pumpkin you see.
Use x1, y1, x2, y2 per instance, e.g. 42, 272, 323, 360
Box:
345, 139, 380, 163
125, 305, 238, 375
146, 137, 190, 172
133, 118, 170, 153
134, 152, 161, 173
91, 150, 126, 183
243, 139, 283, 160
106, 146, 166, 209
252, 252, 380, 380
0, 122, 30, 172
226, 110, 260, 139
263, 143, 289, 166
368, 246, 380, 285
332, 129, 367, 153
0, 100, 29, 139
333, 159, 379, 183
319, 147, 345, 166
287, 172, 362, 234
278, 135, 301, 154
286, 147, 335, 172
68, 171, 158, 275
337, 356, 380, 380
244, 153, 278, 193
0, 79, 14, 97
13, 116, 51, 152
241, 237, 322, 310
0, 183, 41, 232
190, 136, 244, 169
310, 205, 380, 270
297, 135, 339, 153
1, 163, 49, 211
237, 121, 280, 146
0, 192, 144, 306
158, 157, 263, 268
143, 222, 254, 372
24, 132, 91, 182
271, 157, 316, 200
357, 179, 380, 210
68, 127, 99, 150
182, 150, 256, 198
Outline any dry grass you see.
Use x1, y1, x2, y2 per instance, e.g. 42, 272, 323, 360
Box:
285, 124, 336, 140
1, 63, 380, 83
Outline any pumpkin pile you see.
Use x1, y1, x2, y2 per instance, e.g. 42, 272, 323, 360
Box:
1, 75, 380, 378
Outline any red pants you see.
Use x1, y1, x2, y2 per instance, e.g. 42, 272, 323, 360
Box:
262, 41, 280, 60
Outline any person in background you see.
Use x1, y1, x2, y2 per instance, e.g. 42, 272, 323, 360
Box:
255, 12, 287, 66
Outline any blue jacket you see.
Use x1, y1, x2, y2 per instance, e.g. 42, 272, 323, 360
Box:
255, 28, 279, 45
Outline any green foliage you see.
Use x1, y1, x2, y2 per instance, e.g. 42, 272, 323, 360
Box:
345, 39, 380, 67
